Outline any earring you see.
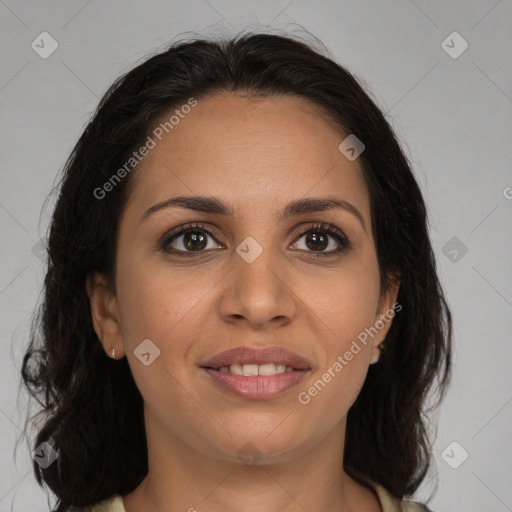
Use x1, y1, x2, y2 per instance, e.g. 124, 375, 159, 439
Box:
111, 347, 116, 359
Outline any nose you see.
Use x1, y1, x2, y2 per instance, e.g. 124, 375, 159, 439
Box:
217, 248, 297, 329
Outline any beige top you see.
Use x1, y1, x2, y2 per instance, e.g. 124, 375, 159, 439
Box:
87, 480, 431, 512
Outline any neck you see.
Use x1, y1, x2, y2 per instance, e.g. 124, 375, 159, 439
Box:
122, 409, 381, 512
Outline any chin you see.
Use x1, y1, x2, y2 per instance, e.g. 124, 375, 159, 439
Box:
209, 430, 306, 466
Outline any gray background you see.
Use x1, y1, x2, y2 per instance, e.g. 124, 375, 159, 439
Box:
1, 1, 511, 511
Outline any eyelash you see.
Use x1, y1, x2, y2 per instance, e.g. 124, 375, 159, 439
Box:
159, 222, 352, 258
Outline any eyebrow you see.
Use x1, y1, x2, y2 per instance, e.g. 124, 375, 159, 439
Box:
140, 195, 366, 232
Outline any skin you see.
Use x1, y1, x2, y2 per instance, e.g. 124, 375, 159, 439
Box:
87, 92, 400, 512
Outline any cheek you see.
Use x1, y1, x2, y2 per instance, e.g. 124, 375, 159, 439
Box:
294, 350, 368, 450
302, 260, 381, 347
116, 258, 209, 344
293, 261, 379, 419
293, 274, 379, 431
115, 266, 210, 412
115, 261, 217, 394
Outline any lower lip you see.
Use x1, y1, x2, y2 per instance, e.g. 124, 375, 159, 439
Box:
201, 368, 309, 399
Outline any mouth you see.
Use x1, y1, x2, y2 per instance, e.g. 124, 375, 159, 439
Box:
202, 362, 304, 375
199, 346, 311, 400
200, 345, 311, 371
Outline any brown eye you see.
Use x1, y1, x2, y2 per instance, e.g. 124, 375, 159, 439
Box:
160, 223, 224, 255
159, 222, 351, 258
304, 231, 328, 251
181, 231, 208, 251
293, 223, 352, 255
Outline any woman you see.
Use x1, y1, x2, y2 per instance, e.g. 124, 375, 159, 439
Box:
21, 32, 452, 512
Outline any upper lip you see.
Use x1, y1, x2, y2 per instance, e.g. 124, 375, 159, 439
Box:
201, 346, 311, 371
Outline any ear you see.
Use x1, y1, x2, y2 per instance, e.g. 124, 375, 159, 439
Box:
86, 272, 125, 359
369, 272, 401, 364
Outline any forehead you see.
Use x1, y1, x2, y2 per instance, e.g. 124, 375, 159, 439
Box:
126, 92, 370, 219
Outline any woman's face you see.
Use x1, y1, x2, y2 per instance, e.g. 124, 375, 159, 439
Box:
92, 92, 399, 464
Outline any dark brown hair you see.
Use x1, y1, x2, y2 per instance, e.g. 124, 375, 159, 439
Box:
19, 31, 452, 511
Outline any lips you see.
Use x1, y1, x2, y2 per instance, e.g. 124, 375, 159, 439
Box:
200, 346, 312, 400
201, 346, 311, 371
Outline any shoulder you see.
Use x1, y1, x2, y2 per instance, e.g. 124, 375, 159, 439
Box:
68, 495, 125, 512
402, 501, 433, 512
348, 467, 434, 512
67, 487, 432, 512
372, 482, 433, 512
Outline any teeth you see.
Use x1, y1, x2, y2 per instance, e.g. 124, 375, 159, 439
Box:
259, 363, 282, 375
217, 363, 295, 375
242, 364, 259, 376
229, 364, 243, 375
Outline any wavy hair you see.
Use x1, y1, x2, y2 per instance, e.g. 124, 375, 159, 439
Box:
19, 31, 452, 511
